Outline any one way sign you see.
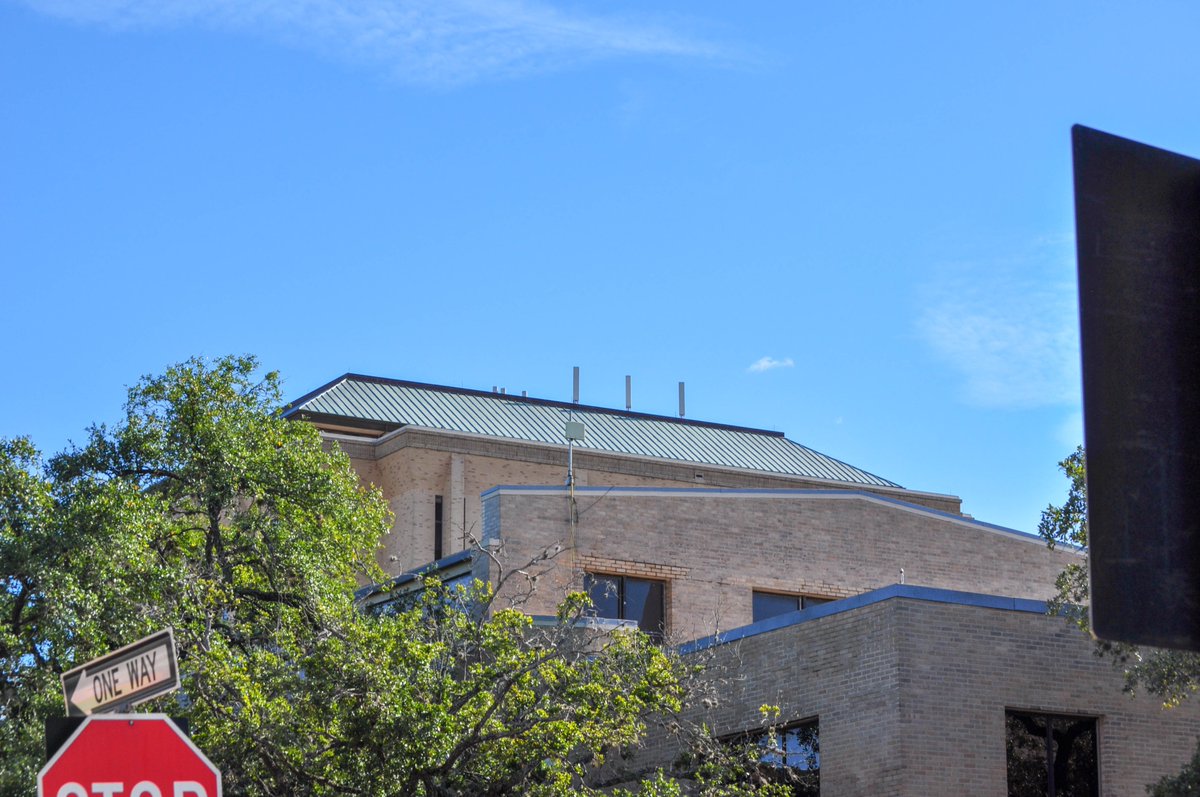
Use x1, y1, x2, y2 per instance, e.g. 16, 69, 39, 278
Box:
61, 629, 180, 716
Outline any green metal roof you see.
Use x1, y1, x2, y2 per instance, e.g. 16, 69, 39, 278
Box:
285, 374, 902, 489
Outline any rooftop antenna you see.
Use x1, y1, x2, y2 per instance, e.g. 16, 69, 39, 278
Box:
678, 382, 686, 418
564, 367, 585, 541
625, 375, 632, 411
565, 366, 586, 487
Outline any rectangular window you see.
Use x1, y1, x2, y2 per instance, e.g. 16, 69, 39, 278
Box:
1005, 710, 1098, 797
752, 591, 832, 623
434, 495, 444, 560
729, 719, 819, 796
584, 573, 665, 642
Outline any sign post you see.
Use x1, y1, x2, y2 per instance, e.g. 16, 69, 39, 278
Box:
38, 714, 221, 797
61, 629, 180, 716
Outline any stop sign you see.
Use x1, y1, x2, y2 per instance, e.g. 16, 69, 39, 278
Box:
39, 715, 221, 797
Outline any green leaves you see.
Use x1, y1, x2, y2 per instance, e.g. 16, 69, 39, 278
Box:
313, 581, 690, 796
1147, 738, 1200, 796
1038, 446, 1087, 552
1039, 445, 1200, 711
1, 355, 766, 796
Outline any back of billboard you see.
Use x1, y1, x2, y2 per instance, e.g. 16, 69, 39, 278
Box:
1073, 124, 1200, 650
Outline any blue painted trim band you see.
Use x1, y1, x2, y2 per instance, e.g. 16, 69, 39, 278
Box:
676, 584, 1049, 655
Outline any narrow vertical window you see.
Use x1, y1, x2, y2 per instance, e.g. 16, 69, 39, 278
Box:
434, 495, 444, 561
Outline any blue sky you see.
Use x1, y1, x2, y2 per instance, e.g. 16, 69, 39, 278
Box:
2, 1, 1197, 533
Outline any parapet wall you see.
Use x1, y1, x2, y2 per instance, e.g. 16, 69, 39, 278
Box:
484, 487, 1076, 639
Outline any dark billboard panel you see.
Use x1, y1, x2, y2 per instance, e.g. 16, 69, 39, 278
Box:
1073, 125, 1200, 650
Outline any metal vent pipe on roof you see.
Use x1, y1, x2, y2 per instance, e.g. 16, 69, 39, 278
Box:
679, 382, 685, 418
625, 375, 632, 411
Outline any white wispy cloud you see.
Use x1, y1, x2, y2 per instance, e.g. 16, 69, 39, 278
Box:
19, 0, 727, 85
916, 240, 1081, 410
747, 356, 794, 373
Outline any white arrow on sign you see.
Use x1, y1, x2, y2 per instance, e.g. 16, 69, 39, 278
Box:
62, 629, 180, 716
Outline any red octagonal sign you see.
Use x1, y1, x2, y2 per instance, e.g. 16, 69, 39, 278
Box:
39, 715, 222, 797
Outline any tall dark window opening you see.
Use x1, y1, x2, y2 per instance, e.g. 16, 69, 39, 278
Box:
434, 495, 444, 561
1005, 711, 1098, 797
583, 573, 665, 642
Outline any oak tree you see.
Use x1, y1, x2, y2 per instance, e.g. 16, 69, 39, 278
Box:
1, 356, 775, 796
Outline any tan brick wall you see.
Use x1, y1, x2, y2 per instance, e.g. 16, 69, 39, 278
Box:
329, 431, 1196, 796
484, 488, 1078, 641
322, 428, 966, 577
679, 596, 1200, 797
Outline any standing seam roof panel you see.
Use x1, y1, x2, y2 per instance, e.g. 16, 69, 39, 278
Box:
359, 382, 398, 426
291, 377, 901, 488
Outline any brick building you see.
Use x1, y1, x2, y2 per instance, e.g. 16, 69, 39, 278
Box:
287, 374, 1200, 796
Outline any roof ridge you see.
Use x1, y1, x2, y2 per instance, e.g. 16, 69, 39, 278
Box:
284, 372, 904, 489
293, 373, 788, 438
281, 372, 353, 417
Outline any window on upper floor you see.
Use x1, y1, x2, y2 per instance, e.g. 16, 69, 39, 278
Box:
752, 591, 832, 623
1005, 710, 1098, 797
583, 573, 665, 642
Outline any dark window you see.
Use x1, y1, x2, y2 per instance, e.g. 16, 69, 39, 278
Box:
434, 495, 444, 560
732, 719, 819, 796
752, 591, 831, 623
584, 573, 665, 642
1006, 711, 1098, 797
